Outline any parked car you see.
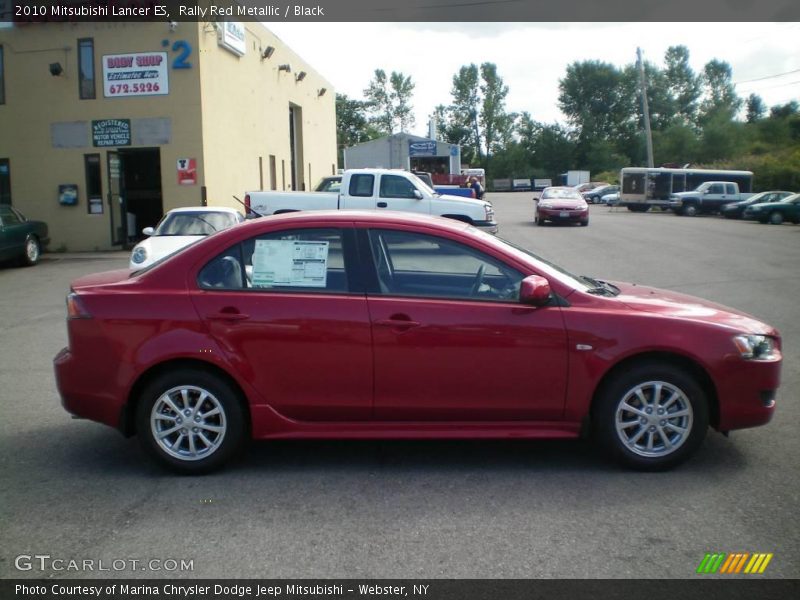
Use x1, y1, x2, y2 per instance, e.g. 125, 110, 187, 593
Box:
54, 211, 781, 473
129, 207, 244, 269
313, 176, 342, 193
601, 191, 620, 206
722, 191, 794, 219
743, 193, 800, 225
669, 181, 753, 216
0, 205, 49, 266
584, 185, 619, 204
535, 186, 589, 226
574, 182, 608, 194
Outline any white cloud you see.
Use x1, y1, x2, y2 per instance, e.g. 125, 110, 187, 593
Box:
267, 22, 800, 135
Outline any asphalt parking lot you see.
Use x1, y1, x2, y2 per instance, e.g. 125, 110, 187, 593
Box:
1, 194, 798, 579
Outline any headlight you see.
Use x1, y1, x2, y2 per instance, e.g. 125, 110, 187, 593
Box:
733, 334, 778, 360
539, 202, 553, 209
577, 202, 588, 210
485, 204, 494, 221
131, 246, 147, 264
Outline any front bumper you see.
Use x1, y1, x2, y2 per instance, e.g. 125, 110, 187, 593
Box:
716, 353, 781, 431
538, 208, 588, 222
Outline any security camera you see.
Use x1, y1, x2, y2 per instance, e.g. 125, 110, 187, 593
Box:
168, 21, 178, 32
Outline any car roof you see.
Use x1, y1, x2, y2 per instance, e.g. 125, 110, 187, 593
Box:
166, 206, 241, 215
238, 210, 473, 234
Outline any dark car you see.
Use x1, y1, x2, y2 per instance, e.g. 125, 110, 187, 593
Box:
313, 175, 342, 193
744, 193, 800, 225
0, 205, 50, 266
584, 185, 619, 204
535, 186, 589, 226
721, 191, 794, 219
54, 211, 781, 474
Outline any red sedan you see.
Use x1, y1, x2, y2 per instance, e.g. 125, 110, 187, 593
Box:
535, 186, 590, 226
54, 211, 781, 473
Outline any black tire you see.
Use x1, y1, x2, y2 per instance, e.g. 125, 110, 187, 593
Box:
769, 211, 783, 225
135, 368, 247, 474
580, 220, 589, 227
594, 362, 709, 471
682, 204, 698, 217
20, 235, 41, 266
535, 215, 544, 226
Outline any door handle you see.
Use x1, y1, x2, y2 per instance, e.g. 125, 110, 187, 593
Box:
206, 309, 250, 321
377, 202, 388, 208
374, 318, 421, 330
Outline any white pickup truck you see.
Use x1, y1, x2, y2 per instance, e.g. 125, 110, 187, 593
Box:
668, 181, 754, 216
245, 169, 498, 233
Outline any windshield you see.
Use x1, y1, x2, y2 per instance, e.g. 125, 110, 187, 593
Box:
154, 211, 238, 236
542, 188, 582, 200
408, 173, 437, 195
471, 229, 597, 293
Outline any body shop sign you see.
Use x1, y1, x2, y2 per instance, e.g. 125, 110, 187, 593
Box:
92, 120, 131, 147
103, 52, 168, 98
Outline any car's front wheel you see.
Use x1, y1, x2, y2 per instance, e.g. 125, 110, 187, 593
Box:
769, 211, 784, 225
135, 369, 247, 474
21, 235, 41, 266
595, 362, 708, 470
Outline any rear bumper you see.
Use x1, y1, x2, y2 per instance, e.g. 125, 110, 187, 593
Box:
54, 346, 125, 431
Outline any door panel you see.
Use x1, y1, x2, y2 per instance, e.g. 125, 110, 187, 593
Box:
369, 296, 568, 420
191, 227, 373, 421
365, 228, 568, 421
193, 291, 373, 421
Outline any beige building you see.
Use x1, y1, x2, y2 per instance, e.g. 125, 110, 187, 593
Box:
0, 21, 336, 251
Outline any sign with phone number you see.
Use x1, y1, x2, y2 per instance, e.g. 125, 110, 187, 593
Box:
102, 52, 169, 98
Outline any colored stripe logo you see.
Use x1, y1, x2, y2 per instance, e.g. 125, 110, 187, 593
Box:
697, 552, 773, 574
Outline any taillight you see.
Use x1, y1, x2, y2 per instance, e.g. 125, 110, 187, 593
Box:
66, 292, 92, 319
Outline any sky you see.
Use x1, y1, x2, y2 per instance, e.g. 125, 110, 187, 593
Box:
267, 22, 800, 137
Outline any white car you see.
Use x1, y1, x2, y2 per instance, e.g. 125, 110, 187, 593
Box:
129, 207, 244, 269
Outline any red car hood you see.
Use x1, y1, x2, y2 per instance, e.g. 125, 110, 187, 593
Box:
613, 281, 777, 336
71, 268, 134, 290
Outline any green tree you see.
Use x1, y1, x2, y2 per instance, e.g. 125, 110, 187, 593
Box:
450, 64, 482, 162
363, 69, 416, 134
745, 94, 766, 123
698, 59, 741, 123
663, 45, 701, 126
479, 63, 511, 166
335, 93, 380, 165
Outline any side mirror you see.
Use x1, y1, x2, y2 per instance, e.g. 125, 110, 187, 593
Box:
703, 188, 711, 194
519, 275, 551, 306
142, 227, 154, 236
413, 189, 423, 200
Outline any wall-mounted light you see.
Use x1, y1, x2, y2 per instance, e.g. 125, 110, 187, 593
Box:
317, 88, 327, 97
49, 62, 64, 76
278, 64, 292, 73
261, 46, 275, 60
295, 71, 307, 82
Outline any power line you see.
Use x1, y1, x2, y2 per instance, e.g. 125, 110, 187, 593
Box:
734, 68, 800, 85
737, 79, 800, 92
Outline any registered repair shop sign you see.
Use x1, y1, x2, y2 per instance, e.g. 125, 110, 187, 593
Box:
92, 120, 131, 147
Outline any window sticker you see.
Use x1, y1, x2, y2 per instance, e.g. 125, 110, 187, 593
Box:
252, 239, 329, 288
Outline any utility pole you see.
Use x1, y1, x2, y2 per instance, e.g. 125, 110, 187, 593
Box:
637, 47, 655, 168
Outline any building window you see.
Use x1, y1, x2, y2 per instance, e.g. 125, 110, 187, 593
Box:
84, 154, 103, 214
78, 38, 95, 100
0, 45, 5, 105
0, 159, 11, 205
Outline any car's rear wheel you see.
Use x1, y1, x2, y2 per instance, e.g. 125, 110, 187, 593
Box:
21, 235, 41, 266
769, 211, 784, 225
135, 369, 246, 474
595, 362, 708, 470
